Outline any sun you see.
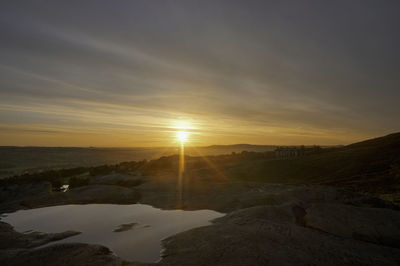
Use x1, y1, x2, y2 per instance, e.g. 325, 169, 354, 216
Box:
177, 131, 188, 143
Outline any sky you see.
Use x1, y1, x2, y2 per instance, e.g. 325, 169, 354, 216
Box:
0, 0, 399, 147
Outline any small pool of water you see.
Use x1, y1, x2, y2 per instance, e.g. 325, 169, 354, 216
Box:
1, 204, 224, 263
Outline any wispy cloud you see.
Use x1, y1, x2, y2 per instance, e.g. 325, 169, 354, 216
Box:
0, 1, 399, 146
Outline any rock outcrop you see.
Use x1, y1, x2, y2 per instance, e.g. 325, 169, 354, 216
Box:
0, 221, 80, 250
158, 201, 400, 266
304, 203, 400, 248
0, 243, 123, 266
4, 184, 141, 211
1, 177, 400, 266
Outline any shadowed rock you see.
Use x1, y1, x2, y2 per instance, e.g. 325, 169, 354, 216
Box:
1, 178, 400, 265
17, 185, 140, 209
158, 203, 400, 266
90, 173, 144, 187
0, 243, 123, 266
304, 203, 400, 248
0, 221, 80, 250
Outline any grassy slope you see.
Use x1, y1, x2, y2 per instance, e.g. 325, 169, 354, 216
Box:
228, 133, 400, 202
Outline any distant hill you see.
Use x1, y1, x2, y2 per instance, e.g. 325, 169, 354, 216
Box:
346, 132, 400, 149
228, 132, 400, 204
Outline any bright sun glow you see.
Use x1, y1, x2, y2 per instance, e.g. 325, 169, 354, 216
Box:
172, 120, 195, 130
177, 131, 188, 143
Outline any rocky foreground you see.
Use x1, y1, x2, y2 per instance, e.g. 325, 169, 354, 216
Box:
1, 173, 400, 265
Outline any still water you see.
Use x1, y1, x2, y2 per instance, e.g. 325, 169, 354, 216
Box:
1, 204, 224, 263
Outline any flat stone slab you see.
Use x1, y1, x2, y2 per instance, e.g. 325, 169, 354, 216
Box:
304, 203, 400, 248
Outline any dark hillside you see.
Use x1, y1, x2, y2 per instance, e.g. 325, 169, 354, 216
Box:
346, 132, 400, 149
2, 133, 399, 205
228, 133, 400, 203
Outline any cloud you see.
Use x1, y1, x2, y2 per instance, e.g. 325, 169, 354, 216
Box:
0, 1, 399, 146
